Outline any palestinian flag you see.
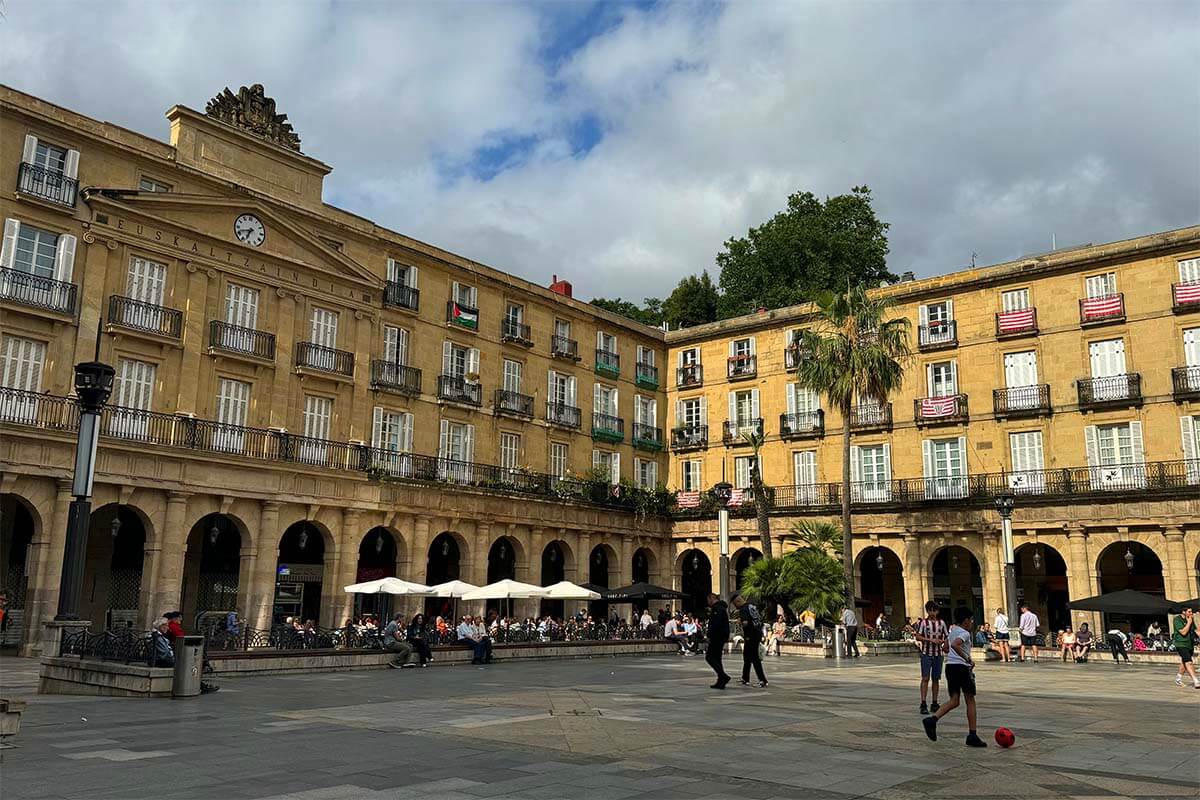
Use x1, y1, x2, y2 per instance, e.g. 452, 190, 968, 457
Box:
450, 301, 478, 329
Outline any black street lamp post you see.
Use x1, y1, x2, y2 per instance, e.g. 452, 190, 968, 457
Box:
711, 481, 733, 603
994, 493, 1019, 630
55, 361, 115, 620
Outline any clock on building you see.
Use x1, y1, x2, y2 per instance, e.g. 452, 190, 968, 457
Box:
234, 213, 266, 247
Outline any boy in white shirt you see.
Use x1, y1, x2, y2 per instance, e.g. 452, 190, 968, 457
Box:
922, 606, 987, 748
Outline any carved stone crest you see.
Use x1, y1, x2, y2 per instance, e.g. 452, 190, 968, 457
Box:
205, 84, 302, 152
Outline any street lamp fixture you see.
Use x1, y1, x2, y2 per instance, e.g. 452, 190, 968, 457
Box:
710, 481, 734, 603
298, 529, 308, 550
1032, 546, 1043, 572
375, 531, 384, 554
993, 492, 1019, 636
110, 515, 122, 539
875, 549, 884, 572
209, 522, 221, 545
1124, 546, 1135, 572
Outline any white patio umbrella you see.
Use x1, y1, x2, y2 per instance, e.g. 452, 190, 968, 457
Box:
461, 579, 549, 601
541, 581, 602, 600
342, 577, 434, 596
429, 580, 480, 597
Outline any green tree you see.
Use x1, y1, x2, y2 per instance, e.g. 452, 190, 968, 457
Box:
793, 285, 910, 605
715, 186, 893, 319
740, 549, 846, 622
589, 297, 663, 327
661, 271, 720, 328
739, 555, 798, 620
784, 519, 843, 562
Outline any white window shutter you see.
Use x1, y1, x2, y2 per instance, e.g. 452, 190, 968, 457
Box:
728, 392, 736, 426
1084, 425, 1099, 467
749, 337, 757, 355
751, 388, 760, 420
548, 370, 555, 399
441, 341, 452, 375
922, 439, 933, 479
675, 399, 683, 421
612, 387, 618, 414
386, 258, 398, 284
64, 149, 80, 180
850, 445, 861, 484
438, 419, 450, 459
786, 384, 797, 415
1182, 416, 1200, 483
464, 424, 475, 462
919, 304, 929, 327
21, 135, 37, 164
451, 281, 460, 303
467, 347, 480, 377
1129, 421, 1144, 465
957, 436, 968, 475
950, 360, 958, 394
567, 376, 576, 405
1, 219, 19, 268
882, 443, 892, 480
925, 363, 934, 396
597, 330, 604, 349
593, 449, 602, 469
371, 407, 384, 450
408, 265, 419, 288
728, 340, 735, 357
611, 452, 620, 485
593, 382, 601, 413
946, 298, 954, 320
699, 396, 707, 424
54, 234, 77, 283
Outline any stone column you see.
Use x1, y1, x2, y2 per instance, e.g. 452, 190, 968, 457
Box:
562, 529, 579, 582
979, 530, 1004, 621
335, 509, 362, 624
619, 535, 633, 587
1163, 527, 1189, 601
250, 501, 281, 630
1065, 525, 1098, 634
147, 491, 192, 621
235, 543, 258, 625
19, 480, 73, 656
319, 513, 347, 627
901, 533, 924, 620
411, 516, 432, 583
577, 531, 591, 583
529, 527, 546, 585
470, 520, 491, 616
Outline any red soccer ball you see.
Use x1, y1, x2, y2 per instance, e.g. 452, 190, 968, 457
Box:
995, 727, 1016, 748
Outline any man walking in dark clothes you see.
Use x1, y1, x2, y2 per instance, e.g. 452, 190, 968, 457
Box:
734, 595, 767, 687
705, 593, 731, 689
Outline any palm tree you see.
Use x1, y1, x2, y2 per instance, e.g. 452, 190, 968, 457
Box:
740, 428, 773, 558
794, 285, 910, 605
783, 519, 843, 562
739, 555, 796, 619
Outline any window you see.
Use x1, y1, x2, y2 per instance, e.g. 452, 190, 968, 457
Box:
0, 335, 46, 423
636, 345, 655, 366
500, 432, 521, 472
31, 141, 68, 174
792, 450, 817, 503
372, 408, 413, 453
18, 136, 79, 204
386, 258, 418, 290
1085, 272, 1117, 298
302, 395, 332, 440
502, 359, 522, 393
1181, 258, 1200, 285
1001, 289, 1030, 311
452, 281, 477, 308
1087, 338, 1130, 401
786, 384, 819, 417
439, 419, 476, 481
679, 347, 700, 366
636, 458, 658, 489
1185, 327, 1199, 367
681, 459, 703, 491
225, 283, 260, 330
594, 383, 618, 417
922, 436, 967, 499
679, 397, 705, 427
505, 303, 523, 323
384, 325, 409, 365
138, 176, 172, 193
1003, 351, 1038, 387
109, 357, 156, 440
851, 443, 891, 501
214, 377, 250, 453
127, 256, 167, 305
310, 307, 338, 348
1008, 430, 1045, 493
919, 300, 955, 346
1182, 415, 1200, 484
592, 449, 620, 485
548, 370, 575, 406
5, 221, 58, 277
728, 388, 759, 431
922, 300, 954, 324
731, 338, 753, 358
555, 319, 572, 339
1085, 421, 1145, 489
926, 361, 957, 397
734, 455, 756, 490
634, 395, 657, 426
550, 442, 568, 480
597, 331, 617, 353
442, 341, 480, 380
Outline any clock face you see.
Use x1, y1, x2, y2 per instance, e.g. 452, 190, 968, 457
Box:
234, 214, 266, 247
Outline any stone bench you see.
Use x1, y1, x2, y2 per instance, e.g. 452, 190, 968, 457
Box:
0, 698, 26, 739
39, 656, 174, 697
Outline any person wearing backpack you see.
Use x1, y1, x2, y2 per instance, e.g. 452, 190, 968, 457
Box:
733, 595, 768, 687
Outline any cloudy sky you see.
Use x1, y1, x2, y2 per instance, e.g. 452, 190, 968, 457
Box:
4, 1, 1197, 300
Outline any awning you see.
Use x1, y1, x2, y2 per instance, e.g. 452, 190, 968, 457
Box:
603, 582, 686, 602
428, 580, 480, 598
541, 581, 602, 600
343, 577, 433, 596
1067, 589, 1177, 615
461, 579, 549, 601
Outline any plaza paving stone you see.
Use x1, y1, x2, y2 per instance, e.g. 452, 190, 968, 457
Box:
0, 653, 1197, 799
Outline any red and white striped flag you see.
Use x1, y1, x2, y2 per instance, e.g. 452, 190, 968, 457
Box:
920, 396, 957, 418
997, 308, 1035, 333
727, 489, 746, 506
1081, 294, 1123, 320
676, 491, 701, 508
1174, 282, 1200, 305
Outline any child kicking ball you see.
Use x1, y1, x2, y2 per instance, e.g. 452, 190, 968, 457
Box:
922, 606, 987, 748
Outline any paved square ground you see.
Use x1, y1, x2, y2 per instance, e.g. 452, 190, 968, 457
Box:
1, 653, 1197, 799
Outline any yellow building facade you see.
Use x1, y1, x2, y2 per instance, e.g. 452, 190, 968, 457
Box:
667, 227, 1200, 631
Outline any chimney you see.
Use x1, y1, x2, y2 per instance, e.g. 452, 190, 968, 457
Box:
549, 274, 573, 298
901, 271, 915, 282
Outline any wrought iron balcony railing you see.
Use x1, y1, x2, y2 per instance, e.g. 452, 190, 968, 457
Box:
670, 424, 708, 451
296, 342, 355, 377
108, 295, 183, 339
635, 361, 659, 389
437, 374, 482, 406
677, 364, 703, 387
209, 320, 275, 360
1172, 282, 1200, 314
595, 349, 620, 376
993, 384, 1051, 418
779, 410, 824, 439
723, 418, 763, 444
632, 423, 664, 450
546, 401, 581, 429
501, 319, 533, 346
592, 412, 624, 442
383, 281, 419, 311
850, 403, 892, 432
494, 389, 534, 417
0, 267, 77, 315
370, 360, 421, 395
551, 335, 580, 360
1172, 365, 1200, 402
914, 394, 968, 426
918, 320, 957, 350
1077, 374, 1142, 409
727, 354, 756, 380
17, 162, 77, 207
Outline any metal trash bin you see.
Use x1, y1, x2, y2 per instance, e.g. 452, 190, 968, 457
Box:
172, 635, 204, 698
832, 625, 846, 660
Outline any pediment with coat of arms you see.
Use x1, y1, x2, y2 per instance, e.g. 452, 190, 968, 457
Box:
205, 84, 302, 152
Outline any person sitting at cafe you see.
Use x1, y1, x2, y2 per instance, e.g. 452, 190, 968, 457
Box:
1059, 627, 1076, 662
406, 613, 432, 666
664, 613, 690, 654
382, 613, 414, 668
1073, 623, 1093, 661
151, 618, 175, 668
457, 616, 492, 664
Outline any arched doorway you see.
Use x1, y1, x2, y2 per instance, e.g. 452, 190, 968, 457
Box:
82, 505, 146, 629
540, 541, 566, 618
1014, 543, 1069, 632
181, 513, 242, 629
930, 545, 982, 625
858, 546, 905, 627
680, 548, 712, 616
632, 547, 654, 585
732, 547, 762, 593
425, 532, 462, 619
355, 527, 399, 620
0, 496, 36, 647
485, 537, 518, 617
274, 522, 326, 626
589, 544, 615, 619
1097, 541, 1166, 634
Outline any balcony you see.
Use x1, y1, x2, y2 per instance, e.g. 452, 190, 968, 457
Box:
850, 403, 892, 432
595, 349, 620, 377
995, 308, 1038, 338
632, 422, 664, 451
437, 374, 482, 406
546, 402, 581, 429
918, 320, 957, 351
727, 354, 756, 380
670, 424, 708, 451
0, 267, 76, 316
779, 410, 824, 439
993, 384, 1051, 419
383, 281, 419, 312
1077, 374, 1142, 410
551, 335, 580, 361
676, 364, 703, 387
1173, 282, 1200, 314
1080, 294, 1125, 326
784, 343, 811, 371
17, 162, 77, 208
914, 394, 968, 426
370, 360, 421, 395
107, 295, 183, 339
494, 389, 534, 418
592, 412, 624, 443
1172, 366, 1200, 402
501, 319, 533, 347
296, 342, 355, 377
634, 362, 659, 389
446, 300, 479, 331
723, 418, 763, 445
209, 320, 275, 361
